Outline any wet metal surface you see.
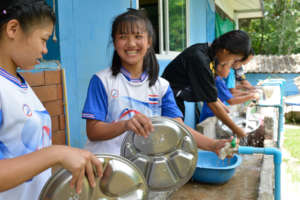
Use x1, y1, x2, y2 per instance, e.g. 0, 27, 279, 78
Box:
217, 116, 261, 137
121, 117, 198, 192
39, 154, 148, 200
170, 154, 263, 200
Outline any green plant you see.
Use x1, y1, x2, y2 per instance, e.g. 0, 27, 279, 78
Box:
283, 127, 300, 160
240, 0, 300, 55
287, 163, 300, 183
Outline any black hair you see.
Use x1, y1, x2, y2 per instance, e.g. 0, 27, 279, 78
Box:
211, 30, 252, 61
240, 48, 255, 62
0, 0, 56, 34
249, 48, 255, 55
110, 8, 159, 87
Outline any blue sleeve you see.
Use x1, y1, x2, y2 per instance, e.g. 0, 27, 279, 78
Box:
161, 86, 183, 118
215, 76, 233, 102
82, 75, 108, 121
0, 109, 2, 128
223, 68, 235, 89
199, 102, 214, 123
199, 77, 233, 123
0, 97, 2, 127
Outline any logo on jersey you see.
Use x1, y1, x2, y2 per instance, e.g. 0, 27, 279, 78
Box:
23, 104, 32, 117
119, 108, 140, 120
111, 89, 119, 98
148, 94, 159, 104
41, 126, 51, 148
209, 61, 215, 76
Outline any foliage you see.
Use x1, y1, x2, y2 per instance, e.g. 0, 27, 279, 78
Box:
169, 0, 186, 51
283, 126, 300, 182
239, 0, 300, 55
283, 127, 300, 160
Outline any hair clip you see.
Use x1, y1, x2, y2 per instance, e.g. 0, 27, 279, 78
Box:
127, 8, 145, 12
2, 9, 7, 15
127, 8, 137, 12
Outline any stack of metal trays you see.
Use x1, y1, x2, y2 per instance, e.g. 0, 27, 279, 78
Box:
121, 116, 198, 195
39, 154, 148, 200
217, 116, 261, 136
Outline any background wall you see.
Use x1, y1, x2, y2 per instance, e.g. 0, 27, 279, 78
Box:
57, 0, 133, 147
19, 68, 66, 146
246, 73, 300, 96
44, 0, 60, 61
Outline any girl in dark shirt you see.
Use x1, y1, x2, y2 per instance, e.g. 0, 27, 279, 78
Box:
162, 30, 252, 138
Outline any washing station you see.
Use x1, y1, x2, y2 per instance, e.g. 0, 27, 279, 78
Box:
172, 81, 284, 200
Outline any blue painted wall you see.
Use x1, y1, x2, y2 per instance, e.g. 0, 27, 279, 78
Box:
57, 0, 133, 147
189, 0, 208, 45
206, 0, 215, 43
246, 73, 300, 96
44, 0, 60, 61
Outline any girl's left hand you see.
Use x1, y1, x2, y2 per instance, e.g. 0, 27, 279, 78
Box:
211, 137, 239, 156
125, 113, 154, 138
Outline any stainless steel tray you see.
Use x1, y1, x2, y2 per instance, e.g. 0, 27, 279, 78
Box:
218, 116, 260, 136
120, 116, 198, 191
39, 154, 148, 200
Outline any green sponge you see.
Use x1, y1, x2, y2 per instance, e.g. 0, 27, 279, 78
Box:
231, 137, 236, 148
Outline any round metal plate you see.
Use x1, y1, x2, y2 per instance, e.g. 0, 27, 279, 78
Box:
39, 154, 148, 200
218, 116, 260, 135
120, 116, 198, 191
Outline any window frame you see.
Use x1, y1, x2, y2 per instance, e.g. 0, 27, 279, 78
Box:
137, 0, 190, 59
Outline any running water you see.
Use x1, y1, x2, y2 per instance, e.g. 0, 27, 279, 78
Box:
245, 106, 251, 132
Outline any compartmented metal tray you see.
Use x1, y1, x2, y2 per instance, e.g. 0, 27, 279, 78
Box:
218, 116, 261, 136
39, 154, 148, 200
121, 116, 198, 191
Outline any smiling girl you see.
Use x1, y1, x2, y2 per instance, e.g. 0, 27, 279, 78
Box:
82, 9, 231, 158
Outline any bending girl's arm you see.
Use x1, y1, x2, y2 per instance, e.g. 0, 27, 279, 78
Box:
207, 101, 246, 138
172, 118, 229, 155
217, 98, 230, 113
0, 145, 102, 193
229, 88, 248, 97
227, 92, 259, 105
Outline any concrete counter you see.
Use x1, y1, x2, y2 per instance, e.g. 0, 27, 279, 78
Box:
170, 154, 263, 200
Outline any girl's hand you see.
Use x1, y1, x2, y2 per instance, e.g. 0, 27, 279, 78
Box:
211, 137, 239, 157
56, 146, 103, 194
235, 126, 247, 138
125, 113, 154, 138
252, 92, 260, 101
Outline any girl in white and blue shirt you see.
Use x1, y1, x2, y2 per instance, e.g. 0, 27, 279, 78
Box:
82, 9, 232, 157
0, 1, 102, 199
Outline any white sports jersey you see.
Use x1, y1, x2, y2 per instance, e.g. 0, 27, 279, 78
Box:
82, 67, 182, 155
0, 67, 51, 200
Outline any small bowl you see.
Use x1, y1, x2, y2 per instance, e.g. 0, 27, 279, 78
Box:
192, 150, 242, 184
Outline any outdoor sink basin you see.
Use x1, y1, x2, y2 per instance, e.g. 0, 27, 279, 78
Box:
192, 150, 242, 184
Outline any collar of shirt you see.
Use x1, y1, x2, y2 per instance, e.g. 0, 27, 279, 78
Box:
120, 66, 148, 83
207, 45, 214, 61
0, 66, 28, 88
209, 61, 216, 77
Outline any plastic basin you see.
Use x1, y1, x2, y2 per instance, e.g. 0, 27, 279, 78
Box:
192, 150, 242, 184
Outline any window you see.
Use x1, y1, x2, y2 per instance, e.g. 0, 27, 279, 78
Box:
139, 0, 189, 55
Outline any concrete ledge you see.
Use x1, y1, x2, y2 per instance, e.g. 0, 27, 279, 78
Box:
258, 140, 276, 200
196, 117, 217, 139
